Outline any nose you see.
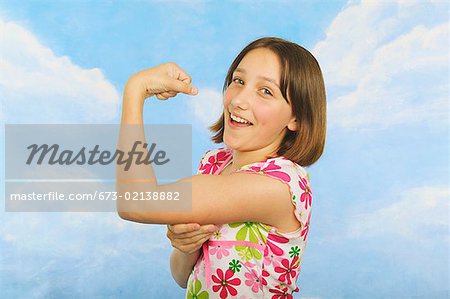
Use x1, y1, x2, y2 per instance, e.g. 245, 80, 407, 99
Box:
229, 85, 250, 110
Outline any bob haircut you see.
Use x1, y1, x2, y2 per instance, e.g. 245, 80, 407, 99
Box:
209, 37, 327, 166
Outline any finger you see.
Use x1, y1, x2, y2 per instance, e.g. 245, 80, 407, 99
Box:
177, 234, 212, 253
175, 232, 213, 243
155, 93, 168, 100
158, 92, 173, 99
194, 234, 214, 248
173, 230, 212, 240
167, 79, 198, 96
182, 77, 192, 85
155, 90, 183, 100
160, 91, 177, 98
170, 223, 201, 235
166, 226, 174, 239
171, 236, 211, 250
190, 235, 213, 253
168, 62, 192, 84
186, 224, 217, 236
167, 227, 203, 240
200, 224, 218, 234
178, 71, 192, 85
170, 225, 217, 239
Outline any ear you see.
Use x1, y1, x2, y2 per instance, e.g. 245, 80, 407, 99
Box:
287, 117, 297, 131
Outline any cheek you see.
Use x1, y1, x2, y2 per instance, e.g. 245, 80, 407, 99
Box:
223, 88, 233, 107
253, 105, 275, 125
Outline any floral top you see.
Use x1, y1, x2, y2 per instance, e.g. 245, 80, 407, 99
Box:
185, 146, 313, 299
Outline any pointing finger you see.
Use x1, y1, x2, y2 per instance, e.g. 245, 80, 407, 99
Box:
170, 223, 201, 234
168, 79, 198, 96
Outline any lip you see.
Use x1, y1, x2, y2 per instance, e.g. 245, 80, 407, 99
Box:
228, 111, 253, 124
227, 111, 253, 129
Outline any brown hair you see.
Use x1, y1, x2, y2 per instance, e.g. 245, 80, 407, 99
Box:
209, 37, 327, 166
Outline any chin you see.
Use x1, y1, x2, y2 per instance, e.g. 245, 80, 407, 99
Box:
222, 136, 233, 149
223, 140, 251, 152
223, 135, 240, 151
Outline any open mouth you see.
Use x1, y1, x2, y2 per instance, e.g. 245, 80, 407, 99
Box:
228, 112, 253, 127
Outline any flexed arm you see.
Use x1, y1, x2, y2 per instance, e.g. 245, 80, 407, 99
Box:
116, 63, 298, 232
116, 62, 198, 215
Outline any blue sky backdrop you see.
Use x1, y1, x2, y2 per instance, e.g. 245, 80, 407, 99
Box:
0, 0, 449, 298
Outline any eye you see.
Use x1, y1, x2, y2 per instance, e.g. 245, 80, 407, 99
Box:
232, 77, 244, 85
261, 88, 273, 96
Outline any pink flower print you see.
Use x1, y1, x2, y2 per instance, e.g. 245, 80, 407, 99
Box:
209, 243, 232, 259
212, 224, 227, 240
242, 160, 291, 183
298, 176, 312, 210
212, 269, 241, 298
261, 269, 270, 286
265, 233, 289, 256
275, 256, 299, 285
263, 250, 284, 268
301, 212, 311, 241
243, 261, 256, 269
269, 285, 294, 299
200, 151, 229, 174
244, 268, 264, 293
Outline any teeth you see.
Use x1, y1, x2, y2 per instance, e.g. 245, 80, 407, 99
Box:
230, 113, 250, 124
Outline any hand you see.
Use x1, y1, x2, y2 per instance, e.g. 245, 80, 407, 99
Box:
125, 62, 198, 103
166, 223, 218, 254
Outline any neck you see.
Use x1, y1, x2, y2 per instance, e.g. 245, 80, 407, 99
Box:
227, 145, 279, 172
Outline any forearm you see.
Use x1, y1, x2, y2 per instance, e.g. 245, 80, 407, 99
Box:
121, 79, 146, 124
116, 80, 157, 215
116, 64, 198, 221
170, 248, 201, 289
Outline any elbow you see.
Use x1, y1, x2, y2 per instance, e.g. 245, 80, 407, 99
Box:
117, 210, 134, 221
117, 210, 158, 224
180, 282, 188, 289
175, 279, 188, 289
174, 276, 188, 289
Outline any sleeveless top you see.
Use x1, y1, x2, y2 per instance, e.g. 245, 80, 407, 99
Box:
185, 146, 313, 299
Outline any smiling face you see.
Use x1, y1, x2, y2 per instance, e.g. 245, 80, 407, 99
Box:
223, 48, 297, 155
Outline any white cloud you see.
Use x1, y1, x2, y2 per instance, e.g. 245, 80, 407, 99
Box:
1, 212, 169, 256
313, 0, 449, 129
346, 185, 449, 241
0, 17, 120, 123
3, 233, 16, 242
188, 87, 223, 128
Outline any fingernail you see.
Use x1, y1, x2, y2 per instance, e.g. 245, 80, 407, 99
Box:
208, 226, 217, 232
191, 86, 198, 95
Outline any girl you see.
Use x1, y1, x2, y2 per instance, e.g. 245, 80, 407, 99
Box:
117, 37, 326, 298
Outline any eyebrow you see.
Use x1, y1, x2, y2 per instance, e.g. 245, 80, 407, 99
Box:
234, 68, 281, 90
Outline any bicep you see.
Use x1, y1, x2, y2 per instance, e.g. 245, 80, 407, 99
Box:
119, 173, 293, 226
